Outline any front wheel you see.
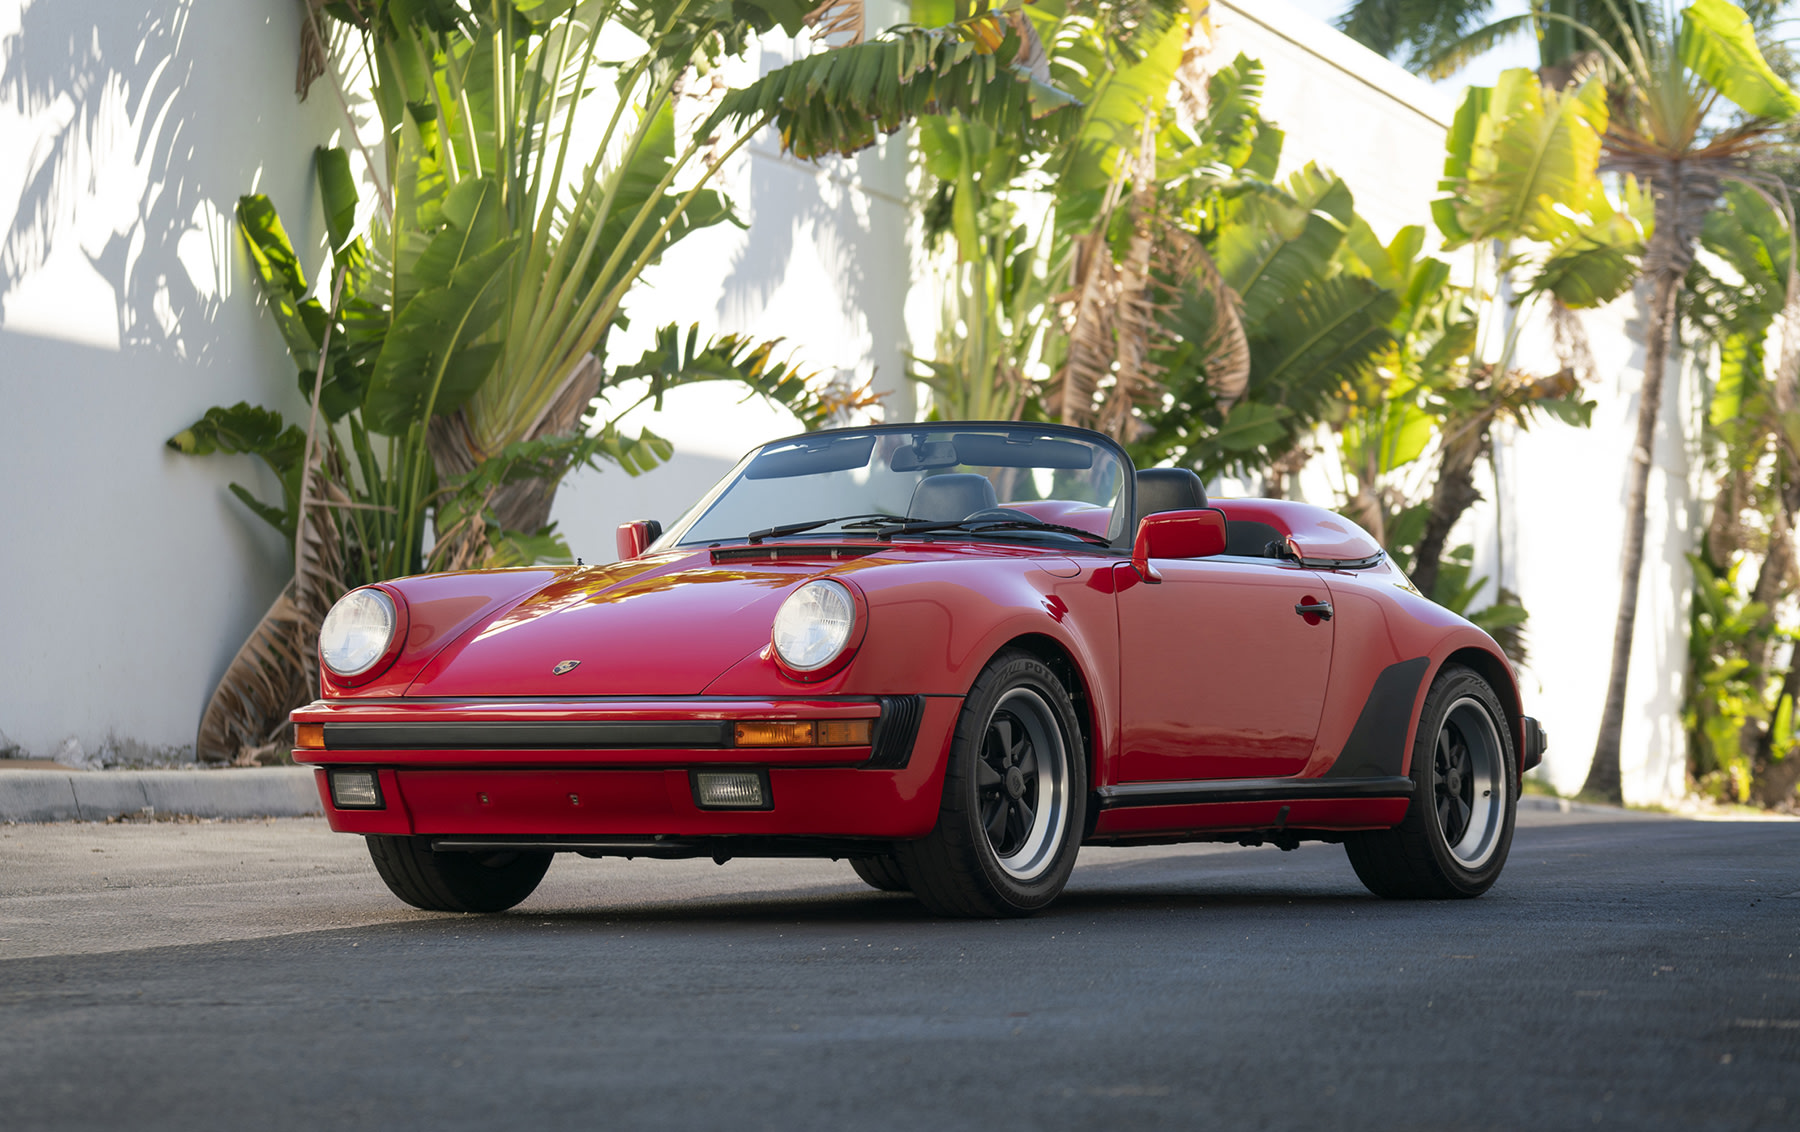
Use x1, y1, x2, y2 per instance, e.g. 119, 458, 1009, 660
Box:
366, 835, 552, 913
848, 855, 911, 893
1344, 664, 1517, 899
895, 651, 1087, 917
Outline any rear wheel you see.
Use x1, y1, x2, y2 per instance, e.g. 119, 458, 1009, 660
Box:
1344, 664, 1517, 899
366, 835, 552, 913
848, 855, 911, 893
895, 651, 1086, 917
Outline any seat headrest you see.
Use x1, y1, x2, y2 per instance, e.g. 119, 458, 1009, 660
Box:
1135, 467, 1206, 520
907, 474, 998, 522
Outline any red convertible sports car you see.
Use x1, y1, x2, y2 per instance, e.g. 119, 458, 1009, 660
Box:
292, 421, 1545, 917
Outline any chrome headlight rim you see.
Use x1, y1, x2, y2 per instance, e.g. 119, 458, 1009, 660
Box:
319, 586, 402, 681
771, 579, 861, 677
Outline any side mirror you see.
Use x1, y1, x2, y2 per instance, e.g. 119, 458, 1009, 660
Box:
1131, 509, 1228, 582
615, 519, 664, 561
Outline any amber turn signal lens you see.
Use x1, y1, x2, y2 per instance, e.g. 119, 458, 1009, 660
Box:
816, 719, 873, 746
734, 720, 815, 747
295, 723, 325, 750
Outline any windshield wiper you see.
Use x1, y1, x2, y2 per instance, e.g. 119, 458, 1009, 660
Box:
745, 513, 899, 544
874, 518, 1112, 546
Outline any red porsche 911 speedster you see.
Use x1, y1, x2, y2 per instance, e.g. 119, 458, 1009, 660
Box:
292, 421, 1545, 917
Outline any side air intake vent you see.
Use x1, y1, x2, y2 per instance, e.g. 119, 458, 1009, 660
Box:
865, 695, 925, 769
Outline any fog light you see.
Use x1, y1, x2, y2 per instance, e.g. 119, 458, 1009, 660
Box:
692, 771, 770, 810
330, 770, 384, 809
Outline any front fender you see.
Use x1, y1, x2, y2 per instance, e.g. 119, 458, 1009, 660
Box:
700, 556, 1123, 770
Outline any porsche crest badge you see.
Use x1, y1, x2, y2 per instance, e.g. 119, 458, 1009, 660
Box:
551, 660, 581, 675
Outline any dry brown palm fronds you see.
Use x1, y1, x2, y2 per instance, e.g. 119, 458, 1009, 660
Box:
1007, 10, 1051, 85
1172, 2, 1218, 132
1154, 224, 1249, 405
1547, 297, 1597, 385
1055, 119, 1166, 439
804, 0, 866, 47
1055, 113, 1248, 439
297, 0, 330, 99
195, 583, 312, 762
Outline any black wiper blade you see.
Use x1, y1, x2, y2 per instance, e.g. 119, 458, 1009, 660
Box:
745, 513, 898, 544
876, 519, 1112, 546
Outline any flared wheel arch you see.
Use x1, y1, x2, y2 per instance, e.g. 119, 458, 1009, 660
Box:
1415, 646, 1526, 787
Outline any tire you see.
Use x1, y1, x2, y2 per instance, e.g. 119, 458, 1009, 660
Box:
1344, 664, 1517, 899
895, 650, 1087, 917
366, 835, 553, 913
849, 855, 912, 893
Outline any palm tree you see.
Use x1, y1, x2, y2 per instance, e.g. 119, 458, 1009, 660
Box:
1336, 1, 1653, 78
1573, 0, 1798, 801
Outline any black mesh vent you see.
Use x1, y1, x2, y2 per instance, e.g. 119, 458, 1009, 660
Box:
865, 695, 925, 769
710, 545, 878, 564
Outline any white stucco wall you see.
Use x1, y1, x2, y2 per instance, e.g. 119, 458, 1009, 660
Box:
1214, 0, 1457, 242
0, 0, 335, 764
0, 1, 909, 762
1483, 294, 1701, 804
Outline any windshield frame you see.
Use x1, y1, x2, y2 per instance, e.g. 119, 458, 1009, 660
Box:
652, 421, 1139, 553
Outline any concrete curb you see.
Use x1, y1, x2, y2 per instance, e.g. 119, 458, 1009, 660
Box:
1518, 794, 1623, 815
0, 768, 321, 823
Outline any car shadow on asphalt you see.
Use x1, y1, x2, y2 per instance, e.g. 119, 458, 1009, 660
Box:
476, 884, 1393, 931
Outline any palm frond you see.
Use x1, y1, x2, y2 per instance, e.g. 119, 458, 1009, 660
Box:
194, 584, 311, 763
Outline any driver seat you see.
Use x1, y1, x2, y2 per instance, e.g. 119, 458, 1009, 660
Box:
908, 474, 998, 522
1135, 467, 1206, 522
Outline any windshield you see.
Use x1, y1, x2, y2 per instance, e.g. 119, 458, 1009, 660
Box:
659, 425, 1132, 549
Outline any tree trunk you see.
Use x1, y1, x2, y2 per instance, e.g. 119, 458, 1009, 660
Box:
425, 355, 605, 569
1584, 270, 1681, 802
1750, 649, 1800, 808
1410, 420, 1486, 600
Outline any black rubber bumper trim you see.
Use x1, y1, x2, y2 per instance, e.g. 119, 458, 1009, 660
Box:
864, 695, 926, 769
1522, 715, 1547, 773
322, 720, 732, 750
1096, 775, 1415, 809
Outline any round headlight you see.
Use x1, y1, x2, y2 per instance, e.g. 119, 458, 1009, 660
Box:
319, 588, 397, 677
772, 580, 856, 672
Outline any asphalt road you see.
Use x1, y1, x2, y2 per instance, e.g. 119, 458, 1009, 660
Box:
2, 806, 1797, 1132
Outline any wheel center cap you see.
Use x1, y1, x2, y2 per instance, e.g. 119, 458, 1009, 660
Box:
1004, 766, 1026, 798
1447, 769, 1462, 794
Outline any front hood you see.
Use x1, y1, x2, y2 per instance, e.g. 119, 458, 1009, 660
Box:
403, 552, 825, 696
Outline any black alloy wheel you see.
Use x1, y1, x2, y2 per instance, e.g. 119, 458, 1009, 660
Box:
895, 650, 1087, 917
1344, 663, 1517, 899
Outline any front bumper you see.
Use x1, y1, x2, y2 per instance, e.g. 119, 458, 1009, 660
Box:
292, 695, 958, 843
1522, 715, 1548, 774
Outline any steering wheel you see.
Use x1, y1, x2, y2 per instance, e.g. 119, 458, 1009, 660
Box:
961, 507, 1046, 525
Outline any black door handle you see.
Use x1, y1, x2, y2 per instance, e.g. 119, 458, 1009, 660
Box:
1295, 601, 1333, 621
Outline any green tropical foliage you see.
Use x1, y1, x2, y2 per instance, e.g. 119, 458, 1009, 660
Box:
1681, 182, 1800, 806
173, 0, 1073, 761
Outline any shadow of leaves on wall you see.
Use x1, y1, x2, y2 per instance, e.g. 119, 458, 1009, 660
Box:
1, 0, 233, 362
